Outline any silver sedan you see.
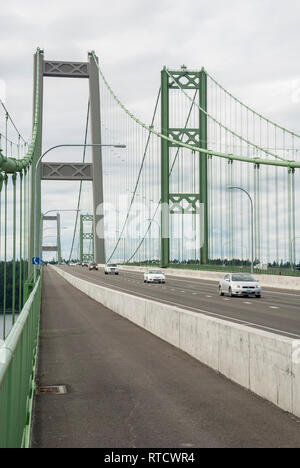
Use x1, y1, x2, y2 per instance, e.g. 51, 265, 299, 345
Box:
219, 273, 262, 298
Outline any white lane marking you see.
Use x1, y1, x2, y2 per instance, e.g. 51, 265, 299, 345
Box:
60, 268, 300, 339
263, 290, 300, 297
244, 302, 252, 305
123, 272, 217, 290
270, 306, 279, 309
192, 293, 197, 295
206, 295, 212, 298
224, 298, 230, 301
124, 271, 300, 297
166, 275, 300, 297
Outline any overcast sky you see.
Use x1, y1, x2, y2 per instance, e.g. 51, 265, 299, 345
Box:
1, 0, 299, 260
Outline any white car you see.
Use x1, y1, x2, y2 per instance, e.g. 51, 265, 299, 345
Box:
104, 264, 119, 275
144, 269, 166, 284
219, 273, 261, 298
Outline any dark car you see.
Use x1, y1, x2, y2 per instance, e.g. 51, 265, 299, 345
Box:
88, 262, 99, 271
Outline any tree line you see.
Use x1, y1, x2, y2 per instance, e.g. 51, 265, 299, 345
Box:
0, 261, 23, 313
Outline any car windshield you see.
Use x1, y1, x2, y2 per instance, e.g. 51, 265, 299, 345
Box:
108, 264, 117, 267
231, 274, 255, 282
149, 270, 162, 274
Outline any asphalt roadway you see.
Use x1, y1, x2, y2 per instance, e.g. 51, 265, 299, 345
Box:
31, 267, 300, 448
59, 265, 300, 339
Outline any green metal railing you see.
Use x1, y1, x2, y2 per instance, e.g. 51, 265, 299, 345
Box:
0, 47, 42, 449
0, 277, 41, 448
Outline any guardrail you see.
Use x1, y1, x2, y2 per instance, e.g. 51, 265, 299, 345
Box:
0, 277, 41, 448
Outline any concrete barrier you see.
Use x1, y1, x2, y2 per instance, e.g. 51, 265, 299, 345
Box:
106, 265, 300, 291
53, 266, 300, 418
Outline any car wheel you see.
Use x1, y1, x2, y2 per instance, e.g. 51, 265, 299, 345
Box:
256, 294, 261, 298
219, 286, 224, 296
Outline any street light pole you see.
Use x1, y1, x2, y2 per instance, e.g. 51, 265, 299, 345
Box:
34, 143, 126, 281
227, 186, 254, 274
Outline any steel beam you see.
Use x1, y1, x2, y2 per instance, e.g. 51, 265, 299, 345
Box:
43, 61, 89, 78
42, 246, 58, 252
41, 162, 93, 180
43, 216, 57, 221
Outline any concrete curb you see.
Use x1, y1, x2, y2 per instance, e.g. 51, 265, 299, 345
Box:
52, 265, 300, 418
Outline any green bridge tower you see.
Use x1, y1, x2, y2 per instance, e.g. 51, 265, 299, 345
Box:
160, 67, 208, 267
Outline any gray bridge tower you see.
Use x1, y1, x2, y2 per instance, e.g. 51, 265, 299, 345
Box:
28, 51, 105, 275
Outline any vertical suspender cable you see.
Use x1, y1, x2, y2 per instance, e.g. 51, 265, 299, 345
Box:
3, 175, 8, 339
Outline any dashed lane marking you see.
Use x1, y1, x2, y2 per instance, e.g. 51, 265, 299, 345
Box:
57, 268, 300, 339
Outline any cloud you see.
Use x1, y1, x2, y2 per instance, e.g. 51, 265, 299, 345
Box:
0, 0, 299, 261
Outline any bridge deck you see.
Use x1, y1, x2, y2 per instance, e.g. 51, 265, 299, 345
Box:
32, 268, 300, 448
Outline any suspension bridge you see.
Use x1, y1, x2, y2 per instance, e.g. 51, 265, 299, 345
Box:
0, 48, 300, 448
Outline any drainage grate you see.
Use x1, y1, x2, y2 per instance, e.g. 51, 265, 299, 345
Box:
38, 385, 67, 395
